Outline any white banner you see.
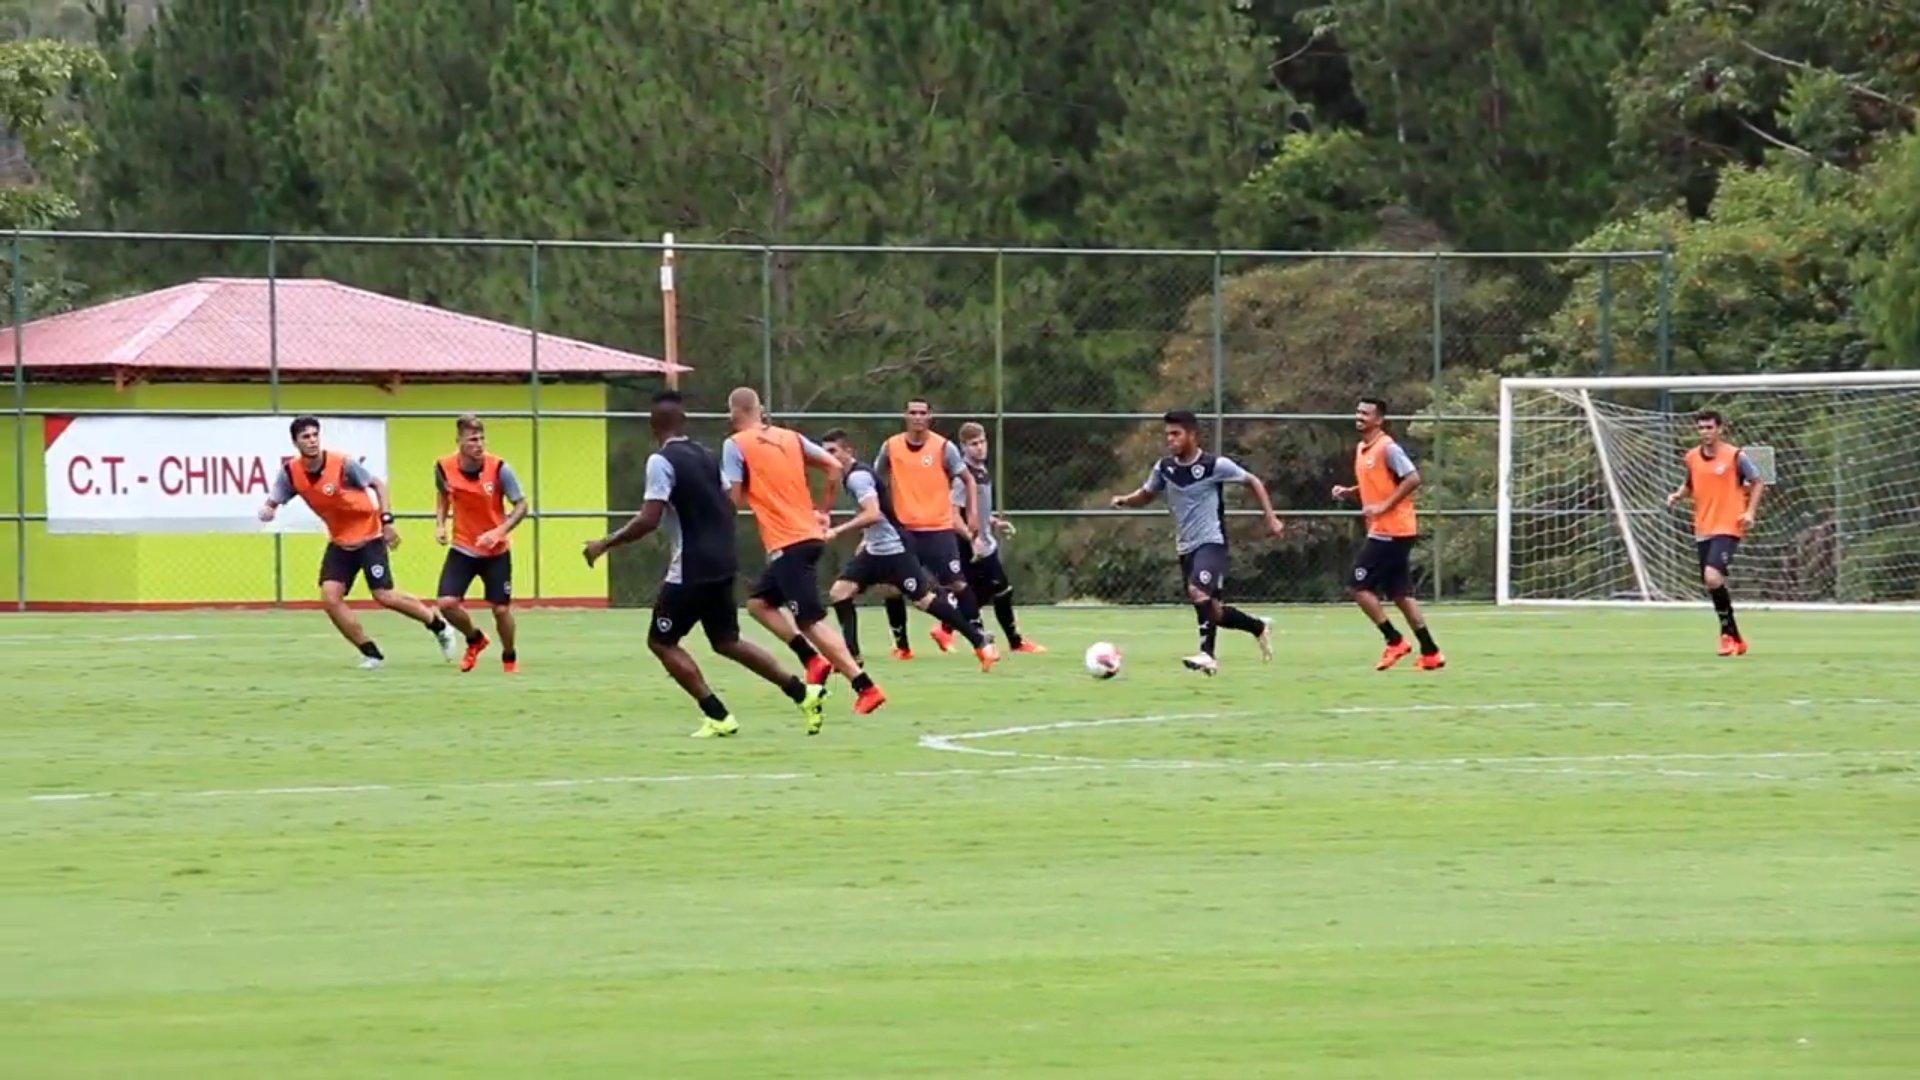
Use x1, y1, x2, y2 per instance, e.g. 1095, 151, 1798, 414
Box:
44, 416, 389, 534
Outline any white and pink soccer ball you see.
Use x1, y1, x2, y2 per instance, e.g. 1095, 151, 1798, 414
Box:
1083, 641, 1123, 679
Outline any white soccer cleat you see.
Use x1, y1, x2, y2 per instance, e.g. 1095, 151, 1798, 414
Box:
358, 656, 384, 670
1181, 653, 1220, 676
1257, 618, 1274, 663
435, 624, 460, 661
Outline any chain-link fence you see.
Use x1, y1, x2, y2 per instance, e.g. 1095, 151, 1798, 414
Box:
2, 233, 1668, 610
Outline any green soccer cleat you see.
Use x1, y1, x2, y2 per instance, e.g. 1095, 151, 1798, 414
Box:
690, 716, 740, 739
800, 684, 829, 736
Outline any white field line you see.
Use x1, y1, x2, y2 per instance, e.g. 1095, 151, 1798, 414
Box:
21, 700, 1917, 805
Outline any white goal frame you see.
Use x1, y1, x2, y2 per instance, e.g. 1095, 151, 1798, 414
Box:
1497, 370, 1920, 611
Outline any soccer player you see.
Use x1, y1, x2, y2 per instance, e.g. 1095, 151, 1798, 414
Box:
433, 414, 529, 673
257, 415, 460, 669
876, 397, 984, 658
817, 429, 998, 672
1108, 409, 1280, 675
581, 391, 829, 738
1664, 409, 1765, 655
1331, 396, 1444, 670
949, 421, 1044, 654
722, 387, 887, 714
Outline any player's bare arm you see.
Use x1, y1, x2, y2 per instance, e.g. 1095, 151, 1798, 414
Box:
434, 487, 452, 545
1740, 474, 1767, 530
802, 440, 843, 523
1665, 473, 1691, 508
1110, 487, 1154, 509
368, 476, 401, 548
478, 494, 529, 552
1239, 471, 1286, 538
1363, 470, 1420, 521
827, 493, 884, 543
1330, 483, 1356, 501
583, 500, 665, 566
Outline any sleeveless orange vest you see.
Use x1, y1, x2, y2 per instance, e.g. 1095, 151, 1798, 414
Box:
1685, 443, 1748, 539
288, 451, 382, 546
882, 432, 956, 531
439, 452, 510, 552
1355, 434, 1418, 538
729, 425, 826, 552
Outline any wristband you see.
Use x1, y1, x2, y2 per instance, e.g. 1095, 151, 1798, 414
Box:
379, 512, 395, 525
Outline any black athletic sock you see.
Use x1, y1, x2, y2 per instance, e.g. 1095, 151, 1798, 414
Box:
464, 628, 484, 645
991, 592, 1024, 648
955, 588, 983, 629
1220, 605, 1264, 636
833, 599, 862, 661
779, 675, 806, 704
358, 640, 383, 660
425, 616, 448, 634
885, 597, 910, 649
1413, 624, 1439, 655
696, 693, 729, 720
1709, 586, 1741, 639
502, 649, 517, 661
1377, 620, 1404, 645
927, 595, 986, 648
1193, 602, 1219, 656
787, 634, 819, 665
851, 672, 875, 693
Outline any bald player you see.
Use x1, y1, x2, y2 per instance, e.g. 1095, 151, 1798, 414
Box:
722, 387, 887, 715
258, 415, 461, 668
1331, 396, 1443, 670
1665, 409, 1765, 656
582, 391, 829, 738
1109, 409, 1280, 675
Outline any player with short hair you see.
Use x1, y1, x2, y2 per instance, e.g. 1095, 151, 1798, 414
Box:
1109, 409, 1280, 675
582, 391, 829, 738
1331, 397, 1443, 670
433, 414, 530, 672
876, 397, 984, 658
817, 429, 997, 672
1665, 409, 1765, 655
258, 415, 460, 668
723, 387, 886, 715
948, 421, 1043, 654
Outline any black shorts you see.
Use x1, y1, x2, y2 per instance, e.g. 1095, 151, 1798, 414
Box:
651, 577, 741, 648
1179, 543, 1230, 599
904, 529, 967, 587
1351, 536, 1415, 600
1696, 535, 1740, 576
437, 549, 513, 605
750, 539, 828, 626
837, 548, 932, 601
319, 540, 395, 595
964, 546, 1010, 597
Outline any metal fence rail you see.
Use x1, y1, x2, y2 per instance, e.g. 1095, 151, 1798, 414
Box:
4, 233, 1670, 610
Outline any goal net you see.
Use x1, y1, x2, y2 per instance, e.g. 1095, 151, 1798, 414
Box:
1498, 372, 1920, 609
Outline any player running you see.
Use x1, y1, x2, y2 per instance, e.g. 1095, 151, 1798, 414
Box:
1664, 409, 1765, 656
722, 387, 886, 714
1108, 409, 1280, 675
1331, 396, 1444, 670
258, 415, 460, 669
582, 391, 829, 738
875, 397, 984, 658
817, 429, 998, 672
948, 421, 1043, 654
433, 414, 529, 673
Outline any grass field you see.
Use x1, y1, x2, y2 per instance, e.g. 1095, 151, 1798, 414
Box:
3, 604, 1916, 1076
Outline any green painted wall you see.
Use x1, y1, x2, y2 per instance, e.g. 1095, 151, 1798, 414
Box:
0, 382, 609, 605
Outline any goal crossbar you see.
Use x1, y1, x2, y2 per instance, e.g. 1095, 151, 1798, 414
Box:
1504, 370, 1920, 392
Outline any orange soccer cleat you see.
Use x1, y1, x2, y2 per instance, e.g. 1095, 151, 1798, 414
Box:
976, 645, 1000, 673
1010, 640, 1048, 654
460, 633, 490, 673
1415, 651, 1446, 671
929, 623, 956, 654
501, 657, 518, 674
853, 685, 888, 715
890, 646, 915, 661
1717, 634, 1748, 657
1375, 639, 1413, 671
804, 654, 834, 686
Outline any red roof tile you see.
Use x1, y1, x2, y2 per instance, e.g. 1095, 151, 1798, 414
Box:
0, 277, 685, 381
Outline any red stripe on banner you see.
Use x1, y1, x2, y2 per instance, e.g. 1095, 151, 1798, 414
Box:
43, 414, 74, 449
8, 597, 609, 613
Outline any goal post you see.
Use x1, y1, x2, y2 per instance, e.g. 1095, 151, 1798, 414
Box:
1497, 370, 1920, 610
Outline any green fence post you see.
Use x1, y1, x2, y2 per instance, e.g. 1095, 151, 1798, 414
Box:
268, 237, 284, 605
1430, 252, 1444, 601
994, 249, 1006, 503
1210, 251, 1224, 449
529, 241, 542, 600
1598, 259, 1614, 375
761, 247, 774, 408
10, 232, 23, 611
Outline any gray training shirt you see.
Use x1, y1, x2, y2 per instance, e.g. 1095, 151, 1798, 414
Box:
643, 448, 686, 584
1141, 452, 1251, 555
950, 459, 995, 557
845, 465, 907, 556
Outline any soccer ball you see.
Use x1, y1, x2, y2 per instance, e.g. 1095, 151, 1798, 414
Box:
1084, 641, 1122, 679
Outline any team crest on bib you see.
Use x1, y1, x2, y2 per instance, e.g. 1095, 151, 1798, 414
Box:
484, 482, 495, 494
921, 455, 933, 466
1713, 464, 1726, 475
322, 483, 337, 495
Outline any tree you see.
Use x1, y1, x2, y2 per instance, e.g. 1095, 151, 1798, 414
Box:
0, 36, 109, 316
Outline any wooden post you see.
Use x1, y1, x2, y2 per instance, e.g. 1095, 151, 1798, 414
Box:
661, 232, 680, 390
